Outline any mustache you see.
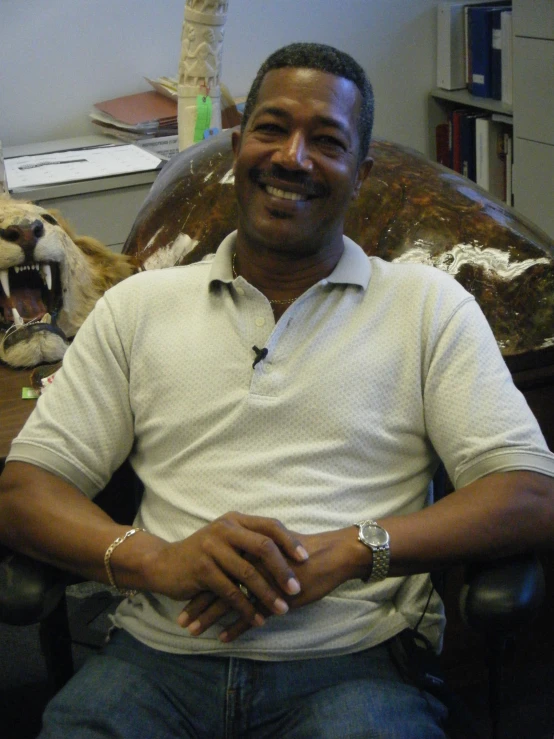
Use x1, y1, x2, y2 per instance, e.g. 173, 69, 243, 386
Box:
250, 166, 328, 197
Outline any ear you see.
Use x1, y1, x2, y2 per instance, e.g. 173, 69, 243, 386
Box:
352, 157, 373, 200
231, 130, 242, 173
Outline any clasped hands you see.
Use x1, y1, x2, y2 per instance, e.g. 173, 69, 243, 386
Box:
146, 511, 359, 643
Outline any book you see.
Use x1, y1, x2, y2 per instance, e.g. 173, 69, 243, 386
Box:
501, 10, 513, 104
490, 8, 503, 100
475, 117, 505, 198
464, 5, 473, 87
462, 112, 484, 181
435, 122, 451, 167
468, 5, 494, 97
467, 3, 511, 98
491, 112, 513, 125
504, 130, 513, 205
451, 109, 467, 173
437, 2, 471, 90
90, 91, 178, 135
437, 1, 504, 88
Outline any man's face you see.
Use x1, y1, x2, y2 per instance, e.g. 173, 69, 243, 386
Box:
232, 67, 372, 257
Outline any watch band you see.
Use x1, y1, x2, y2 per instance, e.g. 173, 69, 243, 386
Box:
368, 543, 390, 582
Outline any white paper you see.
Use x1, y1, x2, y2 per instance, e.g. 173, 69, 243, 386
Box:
5, 144, 162, 190
135, 135, 179, 160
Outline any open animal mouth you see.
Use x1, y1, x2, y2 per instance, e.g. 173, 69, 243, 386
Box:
0, 261, 62, 328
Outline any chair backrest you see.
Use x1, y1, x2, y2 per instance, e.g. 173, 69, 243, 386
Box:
123, 130, 554, 372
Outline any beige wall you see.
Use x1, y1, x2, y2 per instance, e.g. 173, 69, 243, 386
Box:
0, 0, 437, 155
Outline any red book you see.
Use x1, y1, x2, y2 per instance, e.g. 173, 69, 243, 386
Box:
435, 122, 451, 167
451, 109, 467, 173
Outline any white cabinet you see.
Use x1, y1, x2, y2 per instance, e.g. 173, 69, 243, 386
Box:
5, 137, 159, 252
512, 0, 554, 238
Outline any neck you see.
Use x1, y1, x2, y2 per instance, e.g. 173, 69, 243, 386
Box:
233, 234, 344, 301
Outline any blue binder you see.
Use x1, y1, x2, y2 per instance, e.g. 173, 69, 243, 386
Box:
468, 5, 508, 98
490, 8, 507, 100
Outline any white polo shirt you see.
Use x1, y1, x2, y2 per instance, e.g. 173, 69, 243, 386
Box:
9, 233, 554, 658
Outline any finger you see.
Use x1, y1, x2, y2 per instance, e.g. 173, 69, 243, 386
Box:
210, 518, 303, 598
235, 514, 309, 564
178, 591, 217, 627
218, 615, 262, 643
219, 599, 272, 643
188, 598, 265, 637
209, 545, 290, 617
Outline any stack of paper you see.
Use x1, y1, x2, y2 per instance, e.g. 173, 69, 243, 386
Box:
90, 91, 178, 141
5, 144, 162, 191
145, 76, 178, 100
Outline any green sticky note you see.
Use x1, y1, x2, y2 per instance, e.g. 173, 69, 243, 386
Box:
22, 387, 40, 399
194, 95, 213, 143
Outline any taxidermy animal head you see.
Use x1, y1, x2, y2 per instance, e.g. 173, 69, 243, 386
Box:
0, 195, 136, 368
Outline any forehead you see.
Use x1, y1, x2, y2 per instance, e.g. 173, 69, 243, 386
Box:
0, 199, 46, 225
252, 67, 362, 128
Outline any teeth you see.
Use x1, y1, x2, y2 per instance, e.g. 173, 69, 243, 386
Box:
41, 313, 52, 324
266, 185, 304, 201
41, 264, 53, 290
0, 270, 9, 297
0, 264, 54, 295
12, 308, 24, 327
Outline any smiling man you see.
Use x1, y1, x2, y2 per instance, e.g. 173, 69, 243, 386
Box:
1, 43, 554, 739
232, 64, 372, 274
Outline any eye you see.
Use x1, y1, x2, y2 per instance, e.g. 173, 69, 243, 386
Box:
254, 122, 286, 135
41, 213, 58, 226
315, 135, 347, 153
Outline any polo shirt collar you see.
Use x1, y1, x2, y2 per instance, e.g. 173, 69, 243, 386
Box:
209, 231, 371, 290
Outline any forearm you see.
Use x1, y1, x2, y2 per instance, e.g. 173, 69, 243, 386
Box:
287, 471, 554, 587
382, 470, 554, 577
0, 461, 164, 587
0, 461, 308, 624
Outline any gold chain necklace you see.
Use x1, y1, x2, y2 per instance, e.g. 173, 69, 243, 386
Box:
232, 253, 298, 305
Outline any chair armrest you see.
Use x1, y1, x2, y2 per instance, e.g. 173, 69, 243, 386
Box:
459, 552, 545, 635
0, 459, 143, 627
0, 545, 73, 625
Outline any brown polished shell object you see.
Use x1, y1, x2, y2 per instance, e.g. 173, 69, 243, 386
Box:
124, 129, 554, 368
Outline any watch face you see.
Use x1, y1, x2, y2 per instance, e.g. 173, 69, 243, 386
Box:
360, 522, 389, 547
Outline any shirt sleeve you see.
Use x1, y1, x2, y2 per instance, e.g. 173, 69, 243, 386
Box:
7, 293, 135, 497
423, 297, 554, 489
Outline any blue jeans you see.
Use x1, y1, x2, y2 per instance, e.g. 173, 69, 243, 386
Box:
39, 629, 447, 738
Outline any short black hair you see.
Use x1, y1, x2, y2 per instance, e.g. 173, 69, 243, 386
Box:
240, 42, 374, 164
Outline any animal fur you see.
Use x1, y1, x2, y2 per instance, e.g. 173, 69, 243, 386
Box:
0, 195, 136, 368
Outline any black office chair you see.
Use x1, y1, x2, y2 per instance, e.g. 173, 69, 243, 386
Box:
0, 458, 545, 739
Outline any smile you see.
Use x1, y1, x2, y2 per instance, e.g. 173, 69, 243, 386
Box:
265, 185, 306, 202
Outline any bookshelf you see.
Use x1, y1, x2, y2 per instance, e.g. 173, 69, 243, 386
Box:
430, 88, 512, 117
430, 0, 554, 239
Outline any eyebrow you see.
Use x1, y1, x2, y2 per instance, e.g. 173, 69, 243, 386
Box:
253, 105, 351, 138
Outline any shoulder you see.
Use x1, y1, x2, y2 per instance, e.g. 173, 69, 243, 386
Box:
368, 256, 474, 307
103, 258, 214, 301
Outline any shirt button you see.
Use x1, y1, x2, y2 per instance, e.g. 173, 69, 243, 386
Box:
236, 286, 245, 296
255, 317, 265, 327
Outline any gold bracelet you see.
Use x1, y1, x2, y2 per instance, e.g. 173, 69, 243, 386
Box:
104, 528, 147, 597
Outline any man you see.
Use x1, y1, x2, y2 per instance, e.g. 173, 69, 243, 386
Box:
1, 42, 553, 738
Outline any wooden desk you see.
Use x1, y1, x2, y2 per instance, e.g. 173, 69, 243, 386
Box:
0, 365, 37, 460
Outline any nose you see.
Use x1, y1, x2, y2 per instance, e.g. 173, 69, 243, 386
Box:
0, 219, 45, 260
271, 132, 313, 172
